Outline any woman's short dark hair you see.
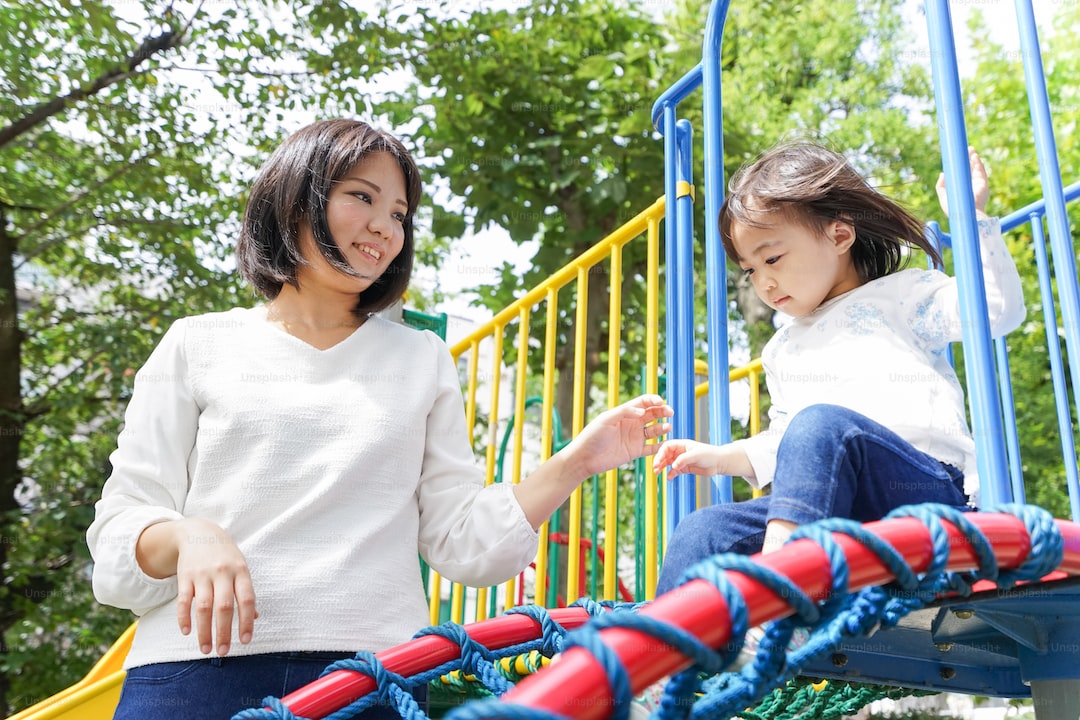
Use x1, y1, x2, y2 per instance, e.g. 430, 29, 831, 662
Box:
237, 119, 423, 315
719, 141, 942, 281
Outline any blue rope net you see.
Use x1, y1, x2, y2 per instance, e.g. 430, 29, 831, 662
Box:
231, 504, 1063, 720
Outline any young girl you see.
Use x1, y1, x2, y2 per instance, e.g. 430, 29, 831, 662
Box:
87, 118, 673, 720
652, 142, 1024, 596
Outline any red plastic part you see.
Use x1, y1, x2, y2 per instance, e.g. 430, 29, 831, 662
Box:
280, 513, 1080, 720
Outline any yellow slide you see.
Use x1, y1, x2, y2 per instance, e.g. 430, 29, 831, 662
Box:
7, 624, 132, 720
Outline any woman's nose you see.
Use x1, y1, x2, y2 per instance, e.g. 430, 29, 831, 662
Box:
368, 214, 392, 238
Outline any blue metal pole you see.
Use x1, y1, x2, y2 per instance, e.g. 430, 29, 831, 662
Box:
925, 0, 1011, 507
661, 105, 695, 533
1030, 216, 1080, 521
702, 0, 734, 506
669, 120, 697, 527
1014, 0, 1080, 520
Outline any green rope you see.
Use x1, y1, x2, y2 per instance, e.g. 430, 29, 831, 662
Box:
736, 679, 936, 720
429, 651, 551, 701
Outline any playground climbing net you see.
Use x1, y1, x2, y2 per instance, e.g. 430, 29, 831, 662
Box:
232, 502, 1065, 720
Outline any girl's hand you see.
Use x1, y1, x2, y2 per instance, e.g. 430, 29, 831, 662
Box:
172, 519, 258, 656
653, 439, 723, 476
937, 146, 990, 217
653, 439, 753, 478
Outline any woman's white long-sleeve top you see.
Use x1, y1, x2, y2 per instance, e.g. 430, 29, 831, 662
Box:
87, 308, 538, 668
734, 217, 1026, 500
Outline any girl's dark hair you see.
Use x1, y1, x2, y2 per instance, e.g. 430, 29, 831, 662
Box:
719, 141, 942, 280
237, 119, 423, 315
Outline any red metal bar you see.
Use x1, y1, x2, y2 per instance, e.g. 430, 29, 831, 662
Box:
283, 607, 597, 717
504, 515, 1080, 720
279, 513, 1080, 720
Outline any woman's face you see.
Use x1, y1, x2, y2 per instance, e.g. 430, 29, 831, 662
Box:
296, 151, 408, 294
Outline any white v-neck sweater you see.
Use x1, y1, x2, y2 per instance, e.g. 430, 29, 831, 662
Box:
87, 308, 538, 668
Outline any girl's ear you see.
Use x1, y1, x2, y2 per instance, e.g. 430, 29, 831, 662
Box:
829, 219, 857, 254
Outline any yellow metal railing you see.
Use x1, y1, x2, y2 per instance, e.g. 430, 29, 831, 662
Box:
426, 197, 767, 623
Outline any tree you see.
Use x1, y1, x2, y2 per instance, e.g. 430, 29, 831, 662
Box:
0, 0, 330, 711
949, 3, 1080, 519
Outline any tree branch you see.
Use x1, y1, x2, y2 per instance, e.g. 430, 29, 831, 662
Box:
0, 29, 186, 150
13, 147, 165, 265
14, 215, 194, 270
160, 64, 315, 78
22, 353, 108, 420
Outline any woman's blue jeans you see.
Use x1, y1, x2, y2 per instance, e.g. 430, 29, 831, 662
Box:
112, 651, 428, 720
656, 404, 970, 595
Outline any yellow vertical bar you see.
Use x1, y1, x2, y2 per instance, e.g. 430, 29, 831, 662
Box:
433, 340, 482, 625
604, 247, 624, 600
749, 369, 761, 436
428, 573, 441, 626
749, 367, 763, 499
567, 267, 589, 603
450, 580, 465, 624
645, 213, 662, 599
535, 289, 559, 607
474, 327, 505, 622
466, 340, 481, 443
502, 307, 531, 612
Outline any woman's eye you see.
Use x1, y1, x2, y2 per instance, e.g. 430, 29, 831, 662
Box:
393, 213, 407, 224
351, 192, 372, 203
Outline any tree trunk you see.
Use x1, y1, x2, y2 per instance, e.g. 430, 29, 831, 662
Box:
0, 210, 25, 715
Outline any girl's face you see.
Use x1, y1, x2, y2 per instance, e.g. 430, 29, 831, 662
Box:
730, 213, 861, 317
296, 151, 408, 294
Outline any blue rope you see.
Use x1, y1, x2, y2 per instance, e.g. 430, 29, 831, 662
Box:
445, 601, 641, 720
991, 504, 1064, 586
447, 700, 572, 720
414, 623, 515, 697
685, 522, 855, 719
686, 505, 1062, 720
317, 652, 427, 720
504, 604, 570, 656
232, 697, 307, 720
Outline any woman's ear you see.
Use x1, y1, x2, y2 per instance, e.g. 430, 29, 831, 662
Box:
829, 219, 857, 254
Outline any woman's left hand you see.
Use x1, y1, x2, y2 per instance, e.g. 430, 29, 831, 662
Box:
562, 394, 673, 479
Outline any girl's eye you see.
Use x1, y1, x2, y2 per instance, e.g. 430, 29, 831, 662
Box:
741, 267, 754, 277
764, 256, 780, 265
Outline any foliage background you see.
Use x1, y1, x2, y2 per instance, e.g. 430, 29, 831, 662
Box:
1, 0, 1077, 713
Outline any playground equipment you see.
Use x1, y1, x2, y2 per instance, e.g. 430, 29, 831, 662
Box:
11, 0, 1079, 718
267, 0, 1079, 716
228, 0, 1079, 715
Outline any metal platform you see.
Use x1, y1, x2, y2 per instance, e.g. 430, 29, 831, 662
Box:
800, 577, 1080, 712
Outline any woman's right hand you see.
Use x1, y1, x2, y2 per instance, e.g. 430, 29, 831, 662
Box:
137, 518, 258, 656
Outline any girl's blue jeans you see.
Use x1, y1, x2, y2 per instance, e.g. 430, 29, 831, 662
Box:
112, 651, 428, 720
656, 404, 970, 595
